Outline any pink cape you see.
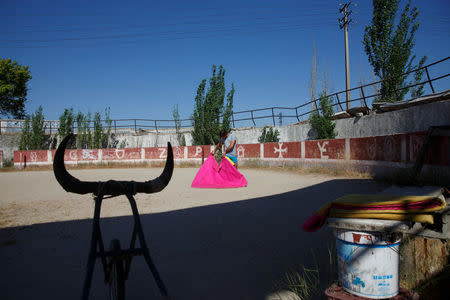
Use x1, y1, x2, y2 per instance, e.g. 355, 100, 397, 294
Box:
191, 154, 247, 188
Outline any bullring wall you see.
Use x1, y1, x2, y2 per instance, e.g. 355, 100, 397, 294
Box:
12, 131, 449, 184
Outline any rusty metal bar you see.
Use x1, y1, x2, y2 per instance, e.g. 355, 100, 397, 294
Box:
336, 94, 344, 111
425, 66, 435, 94
250, 111, 256, 126
271, 108, 275, 126
360, 86, 368, 108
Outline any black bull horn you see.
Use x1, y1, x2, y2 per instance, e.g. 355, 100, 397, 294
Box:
53, 134, 174, 196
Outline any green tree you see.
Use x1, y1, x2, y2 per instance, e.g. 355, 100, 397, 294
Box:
58, 108, 75, 148
221, 83, 235, 134
258, 126, 280, 143
103, 107, 112, 148
19, 116, 31, 150
309, 91, 336, 140
363, 0, 426, 102
410, 56, 427, 98
19, 106, 46, 150
76, 111, 91, 149
30, 106, 45, 149
191, 65, 235, 145
0, 59, 32, 118
191, 79, 207, 145
93, 111, 103, 149
172, 104, 186, 146
86, 112, 93, 148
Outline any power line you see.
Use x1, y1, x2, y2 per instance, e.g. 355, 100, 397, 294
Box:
1, 11, 340, 35
1, 19, 337, 45
0, 22, 337, 49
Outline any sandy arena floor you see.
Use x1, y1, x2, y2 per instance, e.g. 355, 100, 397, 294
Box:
0, 167, 388, 300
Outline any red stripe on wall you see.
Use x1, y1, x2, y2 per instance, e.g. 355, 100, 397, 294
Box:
263, 142, 301, 158
350, 135, 402, 162
305, 139, 345, 159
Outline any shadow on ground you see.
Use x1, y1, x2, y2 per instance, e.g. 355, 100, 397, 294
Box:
0, 178, 387, 300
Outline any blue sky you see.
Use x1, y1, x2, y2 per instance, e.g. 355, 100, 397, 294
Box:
1, 0, 449, 126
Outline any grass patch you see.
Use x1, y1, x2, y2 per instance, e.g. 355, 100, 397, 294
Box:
241, 160, 372, 179
283, 244, 336, 299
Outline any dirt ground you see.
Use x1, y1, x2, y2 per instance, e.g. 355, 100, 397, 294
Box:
0, 167, 388, 299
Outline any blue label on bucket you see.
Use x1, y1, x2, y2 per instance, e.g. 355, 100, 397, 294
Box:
352, 276, 365, 288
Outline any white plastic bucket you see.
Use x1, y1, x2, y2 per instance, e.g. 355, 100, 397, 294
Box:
334, 229, 401, 299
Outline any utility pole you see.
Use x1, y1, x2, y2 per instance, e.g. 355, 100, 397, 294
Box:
339, 2, 353, 110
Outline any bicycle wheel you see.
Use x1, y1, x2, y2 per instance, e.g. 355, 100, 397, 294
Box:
108, 239, 125, 300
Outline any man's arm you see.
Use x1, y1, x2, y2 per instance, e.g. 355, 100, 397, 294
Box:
213, 141, 222, 155
225, 139, 236, 154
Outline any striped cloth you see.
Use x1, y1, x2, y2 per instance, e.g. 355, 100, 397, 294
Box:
302, 194, 446, 232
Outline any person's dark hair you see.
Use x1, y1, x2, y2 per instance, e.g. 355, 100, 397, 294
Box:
219, 129, 228, 138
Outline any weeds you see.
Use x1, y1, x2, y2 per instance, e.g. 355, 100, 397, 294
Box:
285, 251, 320, 299
284, 244, 336, 299
241, 161, 372, 179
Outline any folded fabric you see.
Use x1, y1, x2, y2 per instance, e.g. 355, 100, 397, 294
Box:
302, 194, 446, 232
191, 154, 247, 188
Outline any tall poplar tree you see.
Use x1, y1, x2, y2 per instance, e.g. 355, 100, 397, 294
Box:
191, 65, 235, 145
363, 0, 427, 102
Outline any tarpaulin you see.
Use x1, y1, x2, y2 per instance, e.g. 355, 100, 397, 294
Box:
302, 194, 446, 232
191, 154, 247, 188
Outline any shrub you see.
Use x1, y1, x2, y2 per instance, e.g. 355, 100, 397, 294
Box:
258, 126, 280, 143
309, 91, 336, 139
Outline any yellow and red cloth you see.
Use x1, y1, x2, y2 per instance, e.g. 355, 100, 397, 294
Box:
302, 194, 446, 232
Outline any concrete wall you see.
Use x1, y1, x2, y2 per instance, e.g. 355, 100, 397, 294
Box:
12, 131, 450, 184
109, 98, 450, 147
90, 98, 450, 147
0, 134, 20, 163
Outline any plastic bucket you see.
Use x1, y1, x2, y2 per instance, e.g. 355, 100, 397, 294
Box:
334, 228, 401, 299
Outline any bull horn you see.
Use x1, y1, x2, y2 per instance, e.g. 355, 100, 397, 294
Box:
53, 134, 99, 194
53, 134, 174, 195
136, 141, 174, 194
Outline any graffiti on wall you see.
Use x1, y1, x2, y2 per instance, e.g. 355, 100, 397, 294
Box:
103, 148, 141, 160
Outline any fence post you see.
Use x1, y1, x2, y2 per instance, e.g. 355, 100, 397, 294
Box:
295, 108, 300, 122
250, 111, 256, 127
155, 120, 158, 133
360, 86, 368, 107
231, 112, 235, 128
425, 66, 435, 94
114, 120, 117, 134
271, 108, 275, 126
336, 94, 344, 111
134, 119, 137, 132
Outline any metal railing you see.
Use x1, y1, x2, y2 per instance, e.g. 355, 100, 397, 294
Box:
1, 57, 449, 134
